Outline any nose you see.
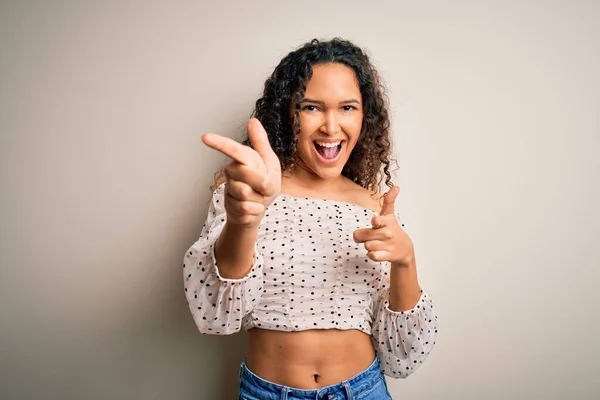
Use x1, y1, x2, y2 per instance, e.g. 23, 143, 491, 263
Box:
319, 110, 340, 136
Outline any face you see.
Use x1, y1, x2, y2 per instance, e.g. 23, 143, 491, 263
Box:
293, 63, 363, 181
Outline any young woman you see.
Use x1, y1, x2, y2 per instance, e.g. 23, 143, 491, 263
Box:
184, 38, 437, 399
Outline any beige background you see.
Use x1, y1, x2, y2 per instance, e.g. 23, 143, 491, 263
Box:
1, 1, 599, 399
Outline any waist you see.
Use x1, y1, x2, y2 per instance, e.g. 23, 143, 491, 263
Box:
246, 328, 376, 389
240, 356, 386, 398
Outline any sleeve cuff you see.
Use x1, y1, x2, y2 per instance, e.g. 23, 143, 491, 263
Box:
210, 240, 263, 283
383, 290, 428, 315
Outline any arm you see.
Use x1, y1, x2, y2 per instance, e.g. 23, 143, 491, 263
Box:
183, 184, 264, 335
185, 118, 281, 334
215, 222, 259, 279
388, 257, 422, 312
371, 261, 438, 378
353, 186, 438, 377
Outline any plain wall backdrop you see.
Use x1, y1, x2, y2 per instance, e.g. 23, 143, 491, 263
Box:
1, 1, 599, 399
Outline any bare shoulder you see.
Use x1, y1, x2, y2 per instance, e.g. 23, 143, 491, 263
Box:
342, 179, 383, 213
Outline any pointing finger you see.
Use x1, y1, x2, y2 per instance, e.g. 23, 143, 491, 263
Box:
379, 186, 399, 216
247, 118, 279, 168
202, 133, 262, 169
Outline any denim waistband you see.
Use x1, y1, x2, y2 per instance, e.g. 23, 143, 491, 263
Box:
239, 357, 383, 399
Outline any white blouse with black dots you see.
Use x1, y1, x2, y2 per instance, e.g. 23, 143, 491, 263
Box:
184, 183, 437, 378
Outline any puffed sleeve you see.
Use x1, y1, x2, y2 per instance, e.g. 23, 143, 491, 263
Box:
371, 213, 438, 378
371, 283, 437, 378
183, 183, 264, 335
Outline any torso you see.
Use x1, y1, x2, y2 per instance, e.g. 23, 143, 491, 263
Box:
246, 174, 383, 389
247, 328, 376, 389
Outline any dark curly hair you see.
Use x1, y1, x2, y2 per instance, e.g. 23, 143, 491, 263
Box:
216, 38, 396, 192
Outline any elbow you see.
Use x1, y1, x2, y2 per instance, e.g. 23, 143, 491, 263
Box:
188, 299, 244, 336
401, 341, 436, 378
376, 327, 438, 379
381, 350, 434, 379
195, 316, 242, 336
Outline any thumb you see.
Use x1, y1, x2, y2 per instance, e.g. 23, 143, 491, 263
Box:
379, 186, 399, 216
247, 118, 277, 166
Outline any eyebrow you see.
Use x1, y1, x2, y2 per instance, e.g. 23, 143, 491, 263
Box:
300, 98, 361, 105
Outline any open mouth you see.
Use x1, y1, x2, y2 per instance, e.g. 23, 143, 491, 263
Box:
313, 140, 344, 163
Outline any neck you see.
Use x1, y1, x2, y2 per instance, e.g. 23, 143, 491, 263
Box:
285, 164, 346, 192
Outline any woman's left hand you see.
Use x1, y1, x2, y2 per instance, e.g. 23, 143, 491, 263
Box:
353, 186, 415, 267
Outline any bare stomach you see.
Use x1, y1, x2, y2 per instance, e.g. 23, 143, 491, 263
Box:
246, 328, 376, 389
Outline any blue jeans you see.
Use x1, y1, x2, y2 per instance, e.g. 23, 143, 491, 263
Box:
238, 357, 392, 399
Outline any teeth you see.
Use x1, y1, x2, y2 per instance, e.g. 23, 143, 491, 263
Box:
315, 141, 341, 148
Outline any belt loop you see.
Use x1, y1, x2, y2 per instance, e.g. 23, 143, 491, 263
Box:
342, 381, 354, 400
280, 387, 289, 400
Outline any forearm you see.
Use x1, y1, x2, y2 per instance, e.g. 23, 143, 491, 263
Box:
388, 257, 422, 312
215, 222, 259, 279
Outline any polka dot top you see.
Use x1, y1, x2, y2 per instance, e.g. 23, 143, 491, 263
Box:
184, 183, 437, 378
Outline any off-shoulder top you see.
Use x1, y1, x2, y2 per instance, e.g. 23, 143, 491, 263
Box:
184, 183, 437, 378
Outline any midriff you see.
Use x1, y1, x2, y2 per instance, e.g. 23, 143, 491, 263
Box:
246, 328, 376, 389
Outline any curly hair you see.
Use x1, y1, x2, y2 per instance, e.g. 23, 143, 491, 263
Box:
215, 38, 396, 192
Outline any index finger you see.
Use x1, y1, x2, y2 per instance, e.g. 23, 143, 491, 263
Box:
202, 133, 262, 168
353, 227, 375, 243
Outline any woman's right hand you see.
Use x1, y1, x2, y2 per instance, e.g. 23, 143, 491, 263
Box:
201, 118, 281, 230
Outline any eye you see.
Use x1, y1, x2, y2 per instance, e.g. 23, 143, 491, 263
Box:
342, 105, 356, 111
302, 105, 319, 112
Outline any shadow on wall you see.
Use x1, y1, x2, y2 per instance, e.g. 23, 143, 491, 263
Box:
162, 124, 250, 399
216, 331, 248, 399
121, 190, 249, 399
135, 269, 249, 400
181, 326, 248, 399
169, 250, 248, 399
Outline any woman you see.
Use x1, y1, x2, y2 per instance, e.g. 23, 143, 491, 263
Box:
184, 38, 437, 399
